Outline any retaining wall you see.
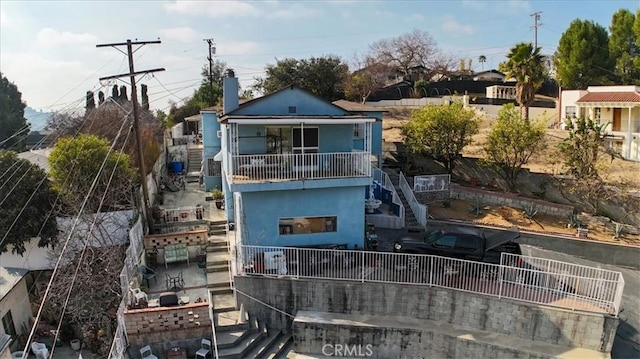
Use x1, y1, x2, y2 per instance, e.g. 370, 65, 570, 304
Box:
234, 276, 617, 352
449, 184, 574, 217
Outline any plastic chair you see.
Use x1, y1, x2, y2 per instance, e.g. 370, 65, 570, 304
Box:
139, 265, 157, 288
30, 343, 49, 359
131, 288, 148, 304
140, 345, 158, 359
196, 338, 211, 359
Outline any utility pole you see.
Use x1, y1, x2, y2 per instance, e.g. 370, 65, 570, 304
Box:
96, 39, 165, 234
204, 38, 216, 107
530, 11, 542, 49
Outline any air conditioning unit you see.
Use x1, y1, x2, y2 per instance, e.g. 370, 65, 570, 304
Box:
217, 130, 222, 138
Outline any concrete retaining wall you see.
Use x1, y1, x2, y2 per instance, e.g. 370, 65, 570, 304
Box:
234, 276, 617, 352
449, 184, 574, 218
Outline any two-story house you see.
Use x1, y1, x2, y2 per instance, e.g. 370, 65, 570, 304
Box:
561, 85, 640, 161
201, 71, 385, 249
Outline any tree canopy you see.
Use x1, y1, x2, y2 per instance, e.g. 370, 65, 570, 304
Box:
554, 19, 612, 89
49, 134, 137, 213
0, 74, 29, 152
483, 104, 547, 192
402, 103, 479, 174
345, 55, 391, 103
0, 150, 58, 254
369, 29, 448, 80
609, 9, 640, 85
255, 56, 349, 101
499, 43, 546, 121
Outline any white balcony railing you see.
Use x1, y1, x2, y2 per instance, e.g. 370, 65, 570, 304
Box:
231, 152, 371, 183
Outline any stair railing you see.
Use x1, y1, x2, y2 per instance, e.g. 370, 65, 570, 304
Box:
399, 171, 427, 227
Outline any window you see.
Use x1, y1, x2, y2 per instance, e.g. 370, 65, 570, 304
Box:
206, 158, 221, 176
288, 106, 297, 114
566, 106, 576, 118
2, 311, 16, 336
292, 127, 319, 154
353, 123, 364, 139
433, 235, 457, 249
279, 216, 337, 235
594, 108, 601, 121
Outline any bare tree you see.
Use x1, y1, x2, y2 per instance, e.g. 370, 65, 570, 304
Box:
369, 29, 445, 80
345, 53, 391, 103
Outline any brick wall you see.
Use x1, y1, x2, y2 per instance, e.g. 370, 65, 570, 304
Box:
449, 184, 574, 217
124, 302, 211, 346
143, 229, 208, 249
235, 276, 617, 352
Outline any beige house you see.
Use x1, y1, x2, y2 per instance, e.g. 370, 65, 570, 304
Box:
0, 267, 32, 355
560, 85, 640, 161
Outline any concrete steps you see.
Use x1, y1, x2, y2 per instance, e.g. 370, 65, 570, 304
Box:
209, 219, 228, 236
262, 333, 293, 359
384, 168, 421, 228
187, 148, 202, 173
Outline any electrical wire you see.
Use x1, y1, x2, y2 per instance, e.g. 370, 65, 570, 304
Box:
20, 109, 132, 356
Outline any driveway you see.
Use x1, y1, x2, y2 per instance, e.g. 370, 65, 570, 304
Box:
374, 227, 640, 359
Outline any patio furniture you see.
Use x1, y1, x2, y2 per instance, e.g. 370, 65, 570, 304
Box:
163, 244, 189, 268
165, 272, 184, 292
139, 265, 157, 287
195, 339, 212, 359
167, 347, 187, 359
140, 345, 158, 359
131, 288, 148, 305
30, 342, 49, 359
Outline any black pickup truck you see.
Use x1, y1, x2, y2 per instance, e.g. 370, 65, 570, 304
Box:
393, 226, 522, 264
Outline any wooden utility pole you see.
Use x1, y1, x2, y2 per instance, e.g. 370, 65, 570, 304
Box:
96, 39, 165, 234
204, 38, 216, 106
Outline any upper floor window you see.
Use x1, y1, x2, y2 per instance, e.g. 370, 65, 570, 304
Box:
353, 123, 364, 139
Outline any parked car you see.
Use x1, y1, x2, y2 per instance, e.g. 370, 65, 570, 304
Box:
392, 227, 522, 275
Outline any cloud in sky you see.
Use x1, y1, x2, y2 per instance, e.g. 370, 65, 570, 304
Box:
266, 3, 322, 20
158, 27, 200, 43
441, 18, 474, 36
164, 0, 259, 18
37, 28, 97, 47
0, 10, 11, 28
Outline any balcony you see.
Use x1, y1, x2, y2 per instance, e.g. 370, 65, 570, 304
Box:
229, 151, 371, 183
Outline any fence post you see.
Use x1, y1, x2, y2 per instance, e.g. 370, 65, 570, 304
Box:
498, 264, 504, 299
361, 250, 366, 283
296, 248, 300, 279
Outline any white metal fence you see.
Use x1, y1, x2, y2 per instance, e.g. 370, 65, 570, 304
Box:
231, 152, 371, 182
373, 167, 405, 224
414, 174, 451, 192
501, 253, 625, 314
162, 206, 204, 223
108, 302, 127, 359
238, 245, 624, 315
399, 171, 427, 227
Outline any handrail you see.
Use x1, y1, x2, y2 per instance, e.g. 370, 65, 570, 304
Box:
399, 171, 427, 227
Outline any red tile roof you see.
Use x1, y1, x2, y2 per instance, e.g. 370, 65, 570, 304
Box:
576, 92, 640, 103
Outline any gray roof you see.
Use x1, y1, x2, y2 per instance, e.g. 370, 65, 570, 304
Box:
0, 266, 28, 301
17, 148, 52, 173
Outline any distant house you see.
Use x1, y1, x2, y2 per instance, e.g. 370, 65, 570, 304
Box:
561, 85, 640, 161
0, 267, 33, 351
201, 73, 391, 249
473, 70, 506, 82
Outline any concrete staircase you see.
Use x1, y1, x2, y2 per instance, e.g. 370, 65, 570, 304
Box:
186, 147, 202, 183
206, 220, 295, 358
383, 168, 421, 228
212, 307, 293, 359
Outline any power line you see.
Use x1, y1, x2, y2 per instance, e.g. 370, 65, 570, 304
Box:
97, 39, 165, 235
205, 38, 217, 106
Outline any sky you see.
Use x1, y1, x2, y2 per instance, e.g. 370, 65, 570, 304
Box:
1, 0, 637, 115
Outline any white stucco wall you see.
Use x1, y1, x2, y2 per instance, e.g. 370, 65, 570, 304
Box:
0, 277, 32, 338
560, 90, 587, 121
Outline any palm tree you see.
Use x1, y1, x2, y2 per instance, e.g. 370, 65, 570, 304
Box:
478, 55, 486, 71
499, 43, 545, 121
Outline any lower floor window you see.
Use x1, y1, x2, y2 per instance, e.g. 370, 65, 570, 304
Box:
279, 216, 337, 235
2, 310, 16, 336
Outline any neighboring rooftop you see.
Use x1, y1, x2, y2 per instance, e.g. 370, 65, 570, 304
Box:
577, 91, 640, 104
0, 266, 28, 301
17, 148, 52, 173
332, 99, 387, 113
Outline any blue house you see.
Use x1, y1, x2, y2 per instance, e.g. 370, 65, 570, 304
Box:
201, 72, 387, 249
